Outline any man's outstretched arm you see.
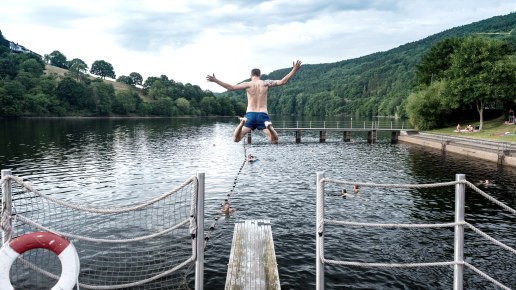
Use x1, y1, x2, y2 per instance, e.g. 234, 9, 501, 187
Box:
206, 74, 249, 91
274, 60, 302, 86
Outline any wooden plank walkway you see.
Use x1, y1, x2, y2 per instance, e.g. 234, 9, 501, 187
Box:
225, 220, 281, 290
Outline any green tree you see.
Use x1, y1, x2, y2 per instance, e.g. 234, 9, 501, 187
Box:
175, 97, 191, 115
447, 36, 515, 130
129, 72, 143, 86
406, 80, 452, 130
90, 60, 116, 79
90, 81, 114, 115
0, 80, 25, 116
19, 58, 44, 77
112, 90, 141, 114
416, 38, 461, 85
0, 56, 17, 79
43, 54, 50, 64
116, 75, 133, 85
48, 50, 68, 69
68, 58, 88, 81
56, 76, 89, 109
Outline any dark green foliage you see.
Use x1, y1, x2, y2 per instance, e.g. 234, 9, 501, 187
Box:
49, 50, 68, 69
112, 90, 141, 114
116, 75, 133, 85
90, 60, 116, 79
129, 72, 143, 86
407, 35, 515, 130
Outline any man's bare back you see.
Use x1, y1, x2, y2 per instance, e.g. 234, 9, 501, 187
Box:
243, 79, 278, 113
206, 60, 302, 144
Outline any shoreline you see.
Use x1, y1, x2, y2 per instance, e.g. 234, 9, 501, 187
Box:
399, 132, 516, 168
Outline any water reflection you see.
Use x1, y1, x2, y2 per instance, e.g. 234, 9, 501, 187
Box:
0, 118, 514, 289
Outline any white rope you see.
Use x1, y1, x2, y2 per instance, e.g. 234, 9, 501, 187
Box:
15, 214, 190, 243
463, 262, 512, 290
463, 180, 516, 214
0, 175, 196, 214
321, 258, 456, 268
17, 255, 195, 290
323, 178, 516, 215
325, 220, 462, 229
322, 178, 460, 189
465, 222, 516, 255
78, 257, 195, 290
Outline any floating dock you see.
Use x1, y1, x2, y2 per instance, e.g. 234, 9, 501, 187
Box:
225, 220, 280, 290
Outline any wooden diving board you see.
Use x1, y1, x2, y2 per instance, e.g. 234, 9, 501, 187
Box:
225, 220, 281, 290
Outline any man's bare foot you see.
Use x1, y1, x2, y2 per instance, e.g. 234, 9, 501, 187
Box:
265, 121, 278, 144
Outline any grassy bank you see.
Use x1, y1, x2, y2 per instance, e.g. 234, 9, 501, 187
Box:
429, 116, 516, 142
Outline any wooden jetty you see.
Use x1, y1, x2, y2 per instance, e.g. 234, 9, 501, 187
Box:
225, 220, 281, 290
246, 120, 417, 144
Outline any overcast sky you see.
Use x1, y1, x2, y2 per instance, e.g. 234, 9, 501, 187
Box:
1, 0, 515, 92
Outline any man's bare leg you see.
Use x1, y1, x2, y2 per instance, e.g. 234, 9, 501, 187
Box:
264, 121, 278, 144
233, 117, 250, 142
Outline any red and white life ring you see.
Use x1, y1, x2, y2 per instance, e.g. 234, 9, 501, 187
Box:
0, 232, 80, 290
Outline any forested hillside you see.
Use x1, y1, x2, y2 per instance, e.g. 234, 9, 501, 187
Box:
223, 12, 516, 118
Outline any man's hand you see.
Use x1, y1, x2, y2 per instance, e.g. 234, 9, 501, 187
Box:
206, 73, 217, 82
292, 60, 302, 71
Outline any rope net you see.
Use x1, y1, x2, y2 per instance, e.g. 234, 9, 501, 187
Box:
1, 175, 198, 290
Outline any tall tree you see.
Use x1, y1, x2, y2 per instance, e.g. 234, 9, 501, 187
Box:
129, 72, 143, 86
416, 38, 461, 85
447, 36, 515, 130
48, 50, 68, 69
68, 58, 88, 80
90, 60, 116, 79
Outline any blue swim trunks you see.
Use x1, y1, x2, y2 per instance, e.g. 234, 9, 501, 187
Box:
243, 112, 270, 130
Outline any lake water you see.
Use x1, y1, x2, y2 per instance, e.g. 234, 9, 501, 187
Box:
1, 118, 515, 289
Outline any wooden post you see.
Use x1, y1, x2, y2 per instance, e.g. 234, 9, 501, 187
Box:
390, 131, 399, 144
367, 130, 376, 144
319, 131, 326, 143
295, 130, 301, 143
247, 132, 252, 144
343, 131, 351, 142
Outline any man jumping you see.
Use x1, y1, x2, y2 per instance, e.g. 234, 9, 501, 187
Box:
206, 60, 302, 144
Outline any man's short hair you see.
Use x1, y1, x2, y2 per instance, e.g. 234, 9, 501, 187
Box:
251, 68, 261, 77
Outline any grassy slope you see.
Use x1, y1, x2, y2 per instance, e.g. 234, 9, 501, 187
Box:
44, 64, 145, 96
429, 116, 516, 142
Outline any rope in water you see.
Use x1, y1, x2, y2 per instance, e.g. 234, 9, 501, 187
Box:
204, 138, 248, 248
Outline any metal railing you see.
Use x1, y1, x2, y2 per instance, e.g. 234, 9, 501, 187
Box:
315, 173, 516, 290
275, 120, 415, 130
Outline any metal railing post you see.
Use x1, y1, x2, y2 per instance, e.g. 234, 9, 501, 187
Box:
1, 169, 13, 244
195, 173, 205, 290
316, 172, 325, 290
454, 174, 465, 290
